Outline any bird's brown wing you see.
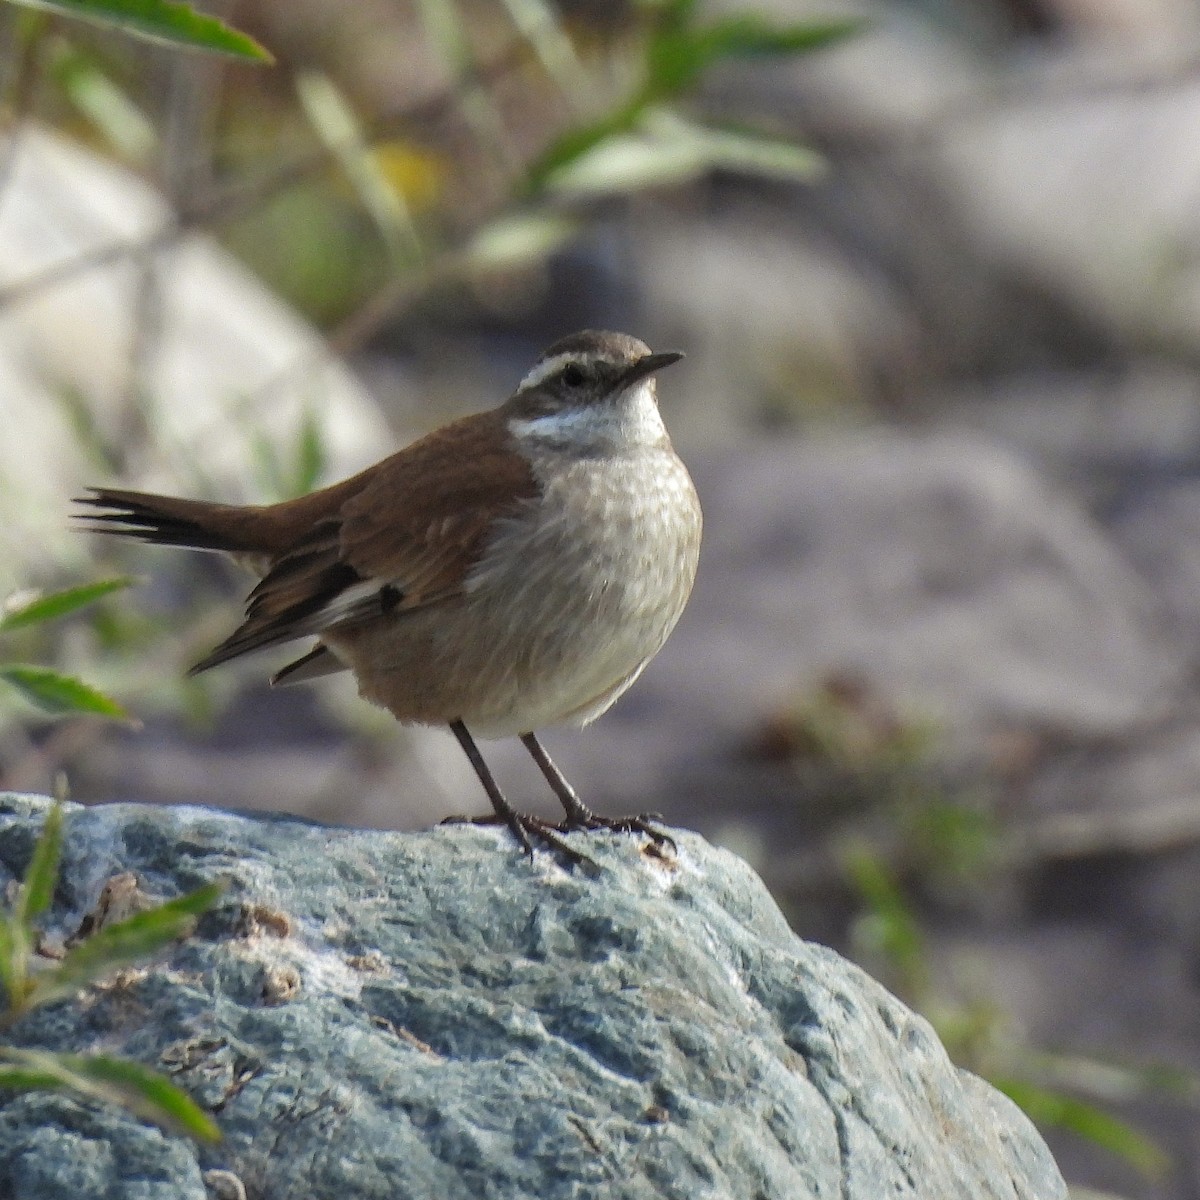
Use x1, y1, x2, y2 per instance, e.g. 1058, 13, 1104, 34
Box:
189, 410, 538, 675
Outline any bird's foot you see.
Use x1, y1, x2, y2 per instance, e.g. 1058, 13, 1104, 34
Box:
558, 806, 677, 854
441, 811, 595, 868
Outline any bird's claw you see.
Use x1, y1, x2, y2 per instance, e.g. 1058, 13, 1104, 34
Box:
559, 810, 677, 854
441, 811, 595, 868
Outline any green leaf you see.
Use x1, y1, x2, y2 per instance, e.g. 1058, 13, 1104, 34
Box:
995, 1077, 1169, 1179
0, 665, 131, 721
15, 802, 64, 926
0, 1064, 65, 1090
28, 882, 223, 1008
4, 0, 272, 61
0, 578, 135, 633
65, 1053, 222, 1142
0, 1048, 220, 1142
525, 102, 643, 192
647, 16, 861, 98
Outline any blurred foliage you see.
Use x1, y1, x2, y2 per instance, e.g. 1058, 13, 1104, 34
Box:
2, 0, 270, 60
752, 670, 939, 777
0, 0, 858, 767
840, 796, 1185, 1180
527, 0, 857, 190
249, 405, 329, 501
844, 829, 1183, 1186
1, 580, 136, 722
0, 800, 224, 1141
746, 671, 988, 879
752, 671, 1193, 1187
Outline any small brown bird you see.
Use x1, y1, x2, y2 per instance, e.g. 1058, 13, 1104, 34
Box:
76, 330, 702, 862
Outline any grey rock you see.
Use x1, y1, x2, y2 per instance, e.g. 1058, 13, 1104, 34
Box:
0, 793, 1065, 1200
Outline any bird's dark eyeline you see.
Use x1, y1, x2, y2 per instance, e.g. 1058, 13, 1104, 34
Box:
73, 330, 700, 864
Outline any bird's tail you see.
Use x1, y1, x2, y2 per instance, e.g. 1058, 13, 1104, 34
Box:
73, 487, 267, 554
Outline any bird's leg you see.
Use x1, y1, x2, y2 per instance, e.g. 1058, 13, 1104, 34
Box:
519, 732, 676, 852
444, 721, 590, 866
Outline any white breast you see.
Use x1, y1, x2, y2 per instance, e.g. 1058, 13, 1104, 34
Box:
459, 414, 701, 739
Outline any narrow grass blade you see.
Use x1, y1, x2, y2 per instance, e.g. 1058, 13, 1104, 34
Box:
0, 1063, 65, 1090
995, 1077, 1169, 1179
0, 917, 21, 1007
544, 111, 824, 197
647, 15, 862, 96
497, 0, 580, 94
15, 802, 64, 926
62, 1053, 222, 1141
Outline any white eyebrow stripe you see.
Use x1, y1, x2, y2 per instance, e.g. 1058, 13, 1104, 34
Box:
516, 350, 609, 394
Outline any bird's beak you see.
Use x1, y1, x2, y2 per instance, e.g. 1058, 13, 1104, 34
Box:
619, 350, 684, 390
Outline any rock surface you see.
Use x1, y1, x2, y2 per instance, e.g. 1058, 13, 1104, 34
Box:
0, 793, 1065, 1200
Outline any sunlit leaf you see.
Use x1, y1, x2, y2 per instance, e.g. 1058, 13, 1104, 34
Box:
296, 70, 424, 266
544, 110, 823, 198
498, 0, 581, 93
47, 38, 157, 163
466, 213, 579, 270
5, 0, 271, 60
0, 665, 131, 721
371, 142, 446, 212
28, 882, 223, 1008
995, 1077, 1169, 1179
0, 1049, 221, 1142
0, 578, 135, 633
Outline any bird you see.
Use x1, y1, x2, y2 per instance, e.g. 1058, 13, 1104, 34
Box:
75, 330, 702, 864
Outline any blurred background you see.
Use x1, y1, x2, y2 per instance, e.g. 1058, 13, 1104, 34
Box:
2, 0, 1200, 1193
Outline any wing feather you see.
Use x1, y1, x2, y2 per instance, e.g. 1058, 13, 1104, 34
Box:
188, 410, 538, 676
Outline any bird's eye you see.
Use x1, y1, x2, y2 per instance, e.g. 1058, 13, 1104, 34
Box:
561, 363, 586, 388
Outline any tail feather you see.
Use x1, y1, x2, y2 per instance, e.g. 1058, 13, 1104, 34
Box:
74, 488, 265, 554
270, 644, 347, 686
